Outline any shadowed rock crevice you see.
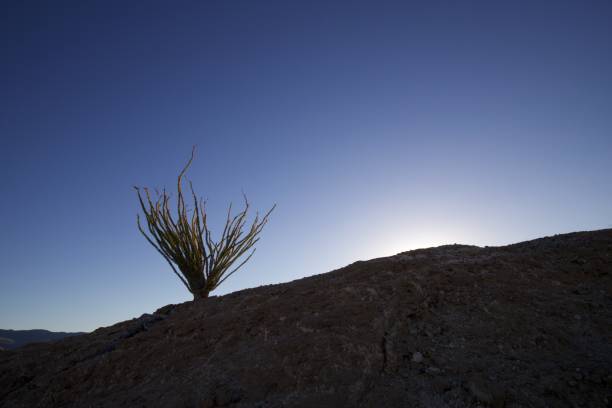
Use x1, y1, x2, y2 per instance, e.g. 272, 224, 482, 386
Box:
1, 229, 611, 407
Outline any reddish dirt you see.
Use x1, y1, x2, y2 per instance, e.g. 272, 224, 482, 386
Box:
1, 229, 611, 407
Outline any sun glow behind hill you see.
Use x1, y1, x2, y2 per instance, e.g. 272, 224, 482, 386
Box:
358, 217, 478, 259
376, 230, 467, 257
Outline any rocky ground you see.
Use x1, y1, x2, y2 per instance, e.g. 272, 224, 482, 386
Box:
1, 229, 611, 407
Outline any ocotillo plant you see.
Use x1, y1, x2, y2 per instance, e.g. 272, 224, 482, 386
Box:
135, 148, 274, 300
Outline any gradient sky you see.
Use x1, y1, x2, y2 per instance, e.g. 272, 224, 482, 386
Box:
1, 1, 611, 332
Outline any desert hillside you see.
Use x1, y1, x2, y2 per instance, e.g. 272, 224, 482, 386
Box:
1, 229, 611, 407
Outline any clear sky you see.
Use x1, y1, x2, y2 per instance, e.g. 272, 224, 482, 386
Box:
1, 1, 611, 332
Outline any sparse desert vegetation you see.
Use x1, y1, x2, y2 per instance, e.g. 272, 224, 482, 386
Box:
135, 148, 274, 300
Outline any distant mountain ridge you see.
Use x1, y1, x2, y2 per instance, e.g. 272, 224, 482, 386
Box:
0, 329, 84, 350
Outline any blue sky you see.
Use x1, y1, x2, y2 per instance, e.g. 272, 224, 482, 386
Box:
1, 0, 611, 332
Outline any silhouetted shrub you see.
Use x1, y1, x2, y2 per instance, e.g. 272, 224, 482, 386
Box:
135, 148, 274, 300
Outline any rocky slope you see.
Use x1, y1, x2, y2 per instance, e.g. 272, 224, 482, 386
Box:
1, 229, 611, 408
0, 330, 84, 351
